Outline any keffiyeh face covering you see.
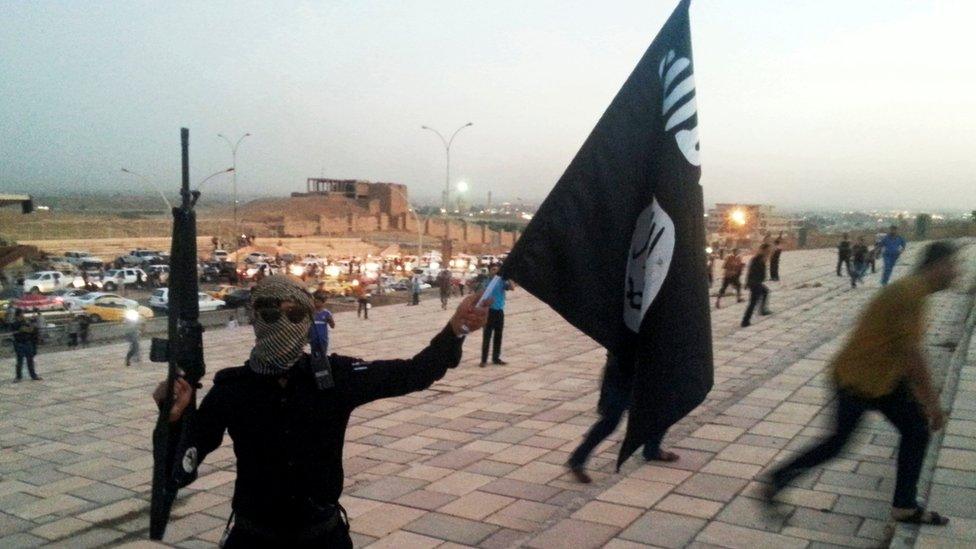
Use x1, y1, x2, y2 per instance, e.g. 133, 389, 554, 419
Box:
248, 276, 314, 375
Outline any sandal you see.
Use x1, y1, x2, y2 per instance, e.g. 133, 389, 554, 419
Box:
894, 507, 950, 526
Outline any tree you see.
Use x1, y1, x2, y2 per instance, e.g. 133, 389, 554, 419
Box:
915, 214, 931, 239
971, 210, 976, 224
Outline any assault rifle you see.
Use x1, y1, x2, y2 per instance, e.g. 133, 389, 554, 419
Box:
149, 128, 206, 540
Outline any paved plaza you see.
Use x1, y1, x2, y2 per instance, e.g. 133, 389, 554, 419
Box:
1, 245, 975, 549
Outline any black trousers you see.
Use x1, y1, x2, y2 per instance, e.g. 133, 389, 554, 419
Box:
771, 383, 929, 509
569, 406, 665, 466
742, 284, 769, 325
770, 256, 780, 280
357, 298, 368, 319
224, 521, 351, 549
718, 276, 742, 300
482, 309, 504, 363
836, 255, 851, 276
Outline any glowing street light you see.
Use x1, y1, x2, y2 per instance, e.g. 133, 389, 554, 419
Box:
456, 180, 469, 193
729, 208, 748, 227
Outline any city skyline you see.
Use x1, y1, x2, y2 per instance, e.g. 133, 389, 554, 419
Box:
1, 1, 974, 211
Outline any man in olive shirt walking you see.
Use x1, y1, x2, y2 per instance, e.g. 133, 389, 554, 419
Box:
764, 241, 959, 526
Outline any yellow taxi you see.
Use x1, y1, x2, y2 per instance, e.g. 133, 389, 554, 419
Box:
83, 295, 154, 323
209, 285, 238, 301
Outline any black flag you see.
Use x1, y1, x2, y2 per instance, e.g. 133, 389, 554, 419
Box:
500, 0, 712, 466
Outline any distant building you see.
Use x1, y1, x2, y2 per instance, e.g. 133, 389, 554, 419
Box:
293, 178, 409, 219
706, 203, 797, 246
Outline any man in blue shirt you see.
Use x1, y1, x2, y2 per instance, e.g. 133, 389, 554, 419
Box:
480, 264, 513, 367
309, 290, 336, 355
879, 225, 907, 286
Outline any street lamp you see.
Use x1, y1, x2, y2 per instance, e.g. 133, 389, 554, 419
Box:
120, 168, 172, 210
421, 123, 473, 214
217, 132, 251, 236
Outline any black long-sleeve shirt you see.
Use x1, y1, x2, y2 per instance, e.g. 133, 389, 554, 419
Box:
172, 324, 464, 527
746, 255, 767, 287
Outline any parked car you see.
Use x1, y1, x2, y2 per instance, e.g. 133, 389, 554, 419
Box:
243, 262, 276, 280
208, 285, 238, 301
122, 249, 162, 266
149, 288, 226, 312
100, 268, 149, 290
147, 264, 170, 284
22, 271, 78, 294
65, 251, 105, 267
200, 261, 239, 283
11, 293, 68, 312
51, 288, 91, 310
211, 249, 230, 262
83, 294, 153, 323
71, 292, 139, 310
244, 252, 271, 264
222, 288, 252, 309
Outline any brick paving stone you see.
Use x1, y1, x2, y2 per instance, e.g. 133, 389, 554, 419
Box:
394, 489, 458, 511
479, 478, 561, 502
674, 473, 749, 503
787, 506, 862, 536
426, 471, 493, 496
619, 509, 707, 548
437, 491, 514, 520
403, 512, 499, 545
571, 500, 643, 528
364, 530, 444, 548
655, 494, 724, 519
695, 521, 808, 549
352, 476, 429, 501
597, 477, 673, 508
352, 503, 427, 538
526, 518, 619, 549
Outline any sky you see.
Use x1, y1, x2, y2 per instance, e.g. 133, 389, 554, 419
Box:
1, 0, 974, 211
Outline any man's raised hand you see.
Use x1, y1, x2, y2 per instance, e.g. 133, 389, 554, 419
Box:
450, 292, 492, 336
152, 377, 193, 423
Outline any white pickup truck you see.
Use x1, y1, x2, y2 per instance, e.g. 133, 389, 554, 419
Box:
64, 251, 105, 267
100, 268, 149, 290
22, 271, 79, 294
122, 249, 163, 266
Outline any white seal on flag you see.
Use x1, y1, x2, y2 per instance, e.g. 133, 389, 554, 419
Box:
659, 49, 700, 166
624, 198, 675, 332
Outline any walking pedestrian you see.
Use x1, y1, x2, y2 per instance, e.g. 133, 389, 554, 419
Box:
480, 265, 514, 366
11, 310, 41, 381
410, 271, 422, 306
769, 238, 783, 281
715, 249, 744, 309
567, 353, 679, 483
353, 283, 370, 319
152, 277, 490, 548
124, 319, 141, 366
437, 269, 452, 310
836, 233, 852, 277
879, 225, 907, 286
310, 290, 336, 354
67, 315, 80, 347
765, 241, 959, 527
741, 244, 772, 327
850, 237, 869, 288
78, 314, 91, 347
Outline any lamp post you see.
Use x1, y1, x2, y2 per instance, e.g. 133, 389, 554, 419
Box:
421, 123, 472, 214
217, 132, 251, 238
120, 168, 172, 210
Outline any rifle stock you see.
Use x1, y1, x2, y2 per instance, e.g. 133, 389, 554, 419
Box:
150, 128, 206, 540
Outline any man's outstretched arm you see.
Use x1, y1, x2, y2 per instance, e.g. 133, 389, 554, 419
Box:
344, 293, 491, 407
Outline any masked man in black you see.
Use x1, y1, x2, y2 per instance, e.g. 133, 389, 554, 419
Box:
153, 276, 490, 548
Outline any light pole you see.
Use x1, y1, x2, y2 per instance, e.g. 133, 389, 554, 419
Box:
120, 168, 172, 210
217, 132, 251, 238
421, 123, 472, 213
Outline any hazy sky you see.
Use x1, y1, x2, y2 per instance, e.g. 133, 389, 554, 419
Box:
1, 0, 973, 210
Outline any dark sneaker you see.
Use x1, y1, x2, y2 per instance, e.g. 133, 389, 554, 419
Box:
741, 320, 751, 327
492, 360, 508, 365
31, 377, 43, 381
479, 362, 486, 368
567, 463, 592, 484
